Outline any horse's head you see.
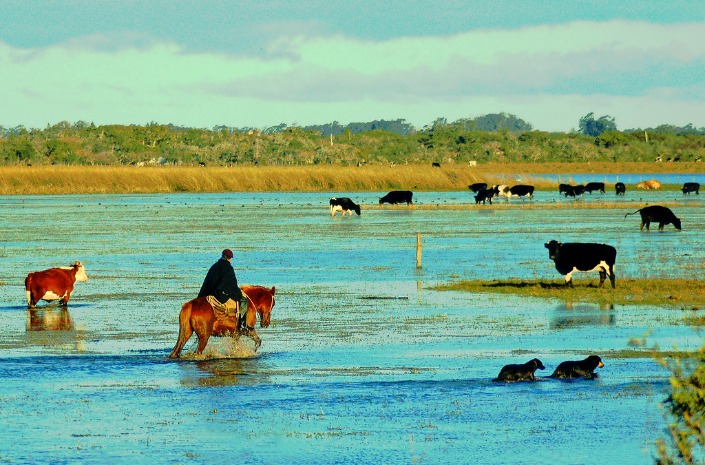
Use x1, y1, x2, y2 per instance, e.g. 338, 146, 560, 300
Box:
242, 285, 276, 328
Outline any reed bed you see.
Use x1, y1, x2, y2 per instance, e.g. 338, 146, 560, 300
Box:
0, 162, 698, 195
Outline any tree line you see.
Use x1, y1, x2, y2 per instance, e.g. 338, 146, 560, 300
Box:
1, 113, 704, 166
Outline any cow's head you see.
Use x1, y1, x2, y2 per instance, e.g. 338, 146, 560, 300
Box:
673, 217, 682, 230
544, 240, 561, 260
73, 261, 88, 282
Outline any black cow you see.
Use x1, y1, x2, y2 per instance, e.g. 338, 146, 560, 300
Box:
682, 182, 700, 195
544, 240, 617, 288
584, 182, 605, 194
329, 197, 361, 217
432, 162, 441, 168
624, 205, 681, 231
502, 184, 534, 200
379, 190, 413, 205
468, 182, 488, 193
474, 188, 495, 205
549, 355, 604, 380
615, 182, 626, 195
558, 183, 572, 196
492, 358, 545, 382
571, 185, 585, 197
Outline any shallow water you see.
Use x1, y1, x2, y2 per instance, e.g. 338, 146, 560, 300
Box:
1, 190, 704, 464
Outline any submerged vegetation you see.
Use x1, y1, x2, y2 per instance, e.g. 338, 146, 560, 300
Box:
436, 278, 705, 311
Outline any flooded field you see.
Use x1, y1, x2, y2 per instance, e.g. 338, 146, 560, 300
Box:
1, 188, 704, 464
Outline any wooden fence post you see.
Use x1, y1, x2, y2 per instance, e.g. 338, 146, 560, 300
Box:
416, 233, 422, 269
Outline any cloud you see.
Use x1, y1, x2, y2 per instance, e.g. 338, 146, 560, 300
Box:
1, 20, 704, 130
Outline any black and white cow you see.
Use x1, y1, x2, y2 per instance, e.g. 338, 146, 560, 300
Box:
681, 182, 700, 195
544, 240, 617, 288
615, 182, 626, 196
501, 184, 534, 200
329, 197, 361, 217
379, 190, 413, 205
584, 182, 605, 194
468, 182, 488, 193
624, 205, 681, 231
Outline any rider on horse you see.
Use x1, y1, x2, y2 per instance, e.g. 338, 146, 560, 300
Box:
198, 249, 245, 328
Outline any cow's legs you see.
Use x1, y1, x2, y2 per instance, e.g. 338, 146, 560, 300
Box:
608, 266, 616, 288
659, 223, 665, 231
598, 270, 606, 288
564, 271, 574, 287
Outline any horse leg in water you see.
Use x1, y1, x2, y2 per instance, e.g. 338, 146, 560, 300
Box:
240, 327, 261, 349
169, 302, 195, 358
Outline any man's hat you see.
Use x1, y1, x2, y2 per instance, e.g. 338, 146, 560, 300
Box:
222, 249, 233, 259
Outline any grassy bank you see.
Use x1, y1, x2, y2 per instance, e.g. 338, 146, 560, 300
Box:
436, 278, 705, 313
0, 162, 700, 195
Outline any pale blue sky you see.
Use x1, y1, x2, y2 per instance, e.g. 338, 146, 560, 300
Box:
2, 1, 705, 131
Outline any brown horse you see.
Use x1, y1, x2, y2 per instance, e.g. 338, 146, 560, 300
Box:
168, 285, 276, 359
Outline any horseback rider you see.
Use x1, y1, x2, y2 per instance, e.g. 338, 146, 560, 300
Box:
198, 249, 244, 325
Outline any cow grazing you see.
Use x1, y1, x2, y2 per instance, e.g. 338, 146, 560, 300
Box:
558, 183, 572, 196
468, 182, 488, 193
474, 188, 495, 205
432, 162, 441, 168
379, 190, 413, 205
550, 355, 604, 380
502, 184, 534, 200
492, 358, 546, 382
571, 185, 585, 197
329, 197, 361, 217
615, 182, 626, 195
25, 261, 88, 308
584, 182, 605, 194
636, 179, 661, 190
682, 182, 700, 195
625, 205, 681, 231
544, 240, 616, 288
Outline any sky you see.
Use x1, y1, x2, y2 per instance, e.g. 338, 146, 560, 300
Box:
2, 0, 705, 132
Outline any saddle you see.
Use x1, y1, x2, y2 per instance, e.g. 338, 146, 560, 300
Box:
206, 295, 249, 323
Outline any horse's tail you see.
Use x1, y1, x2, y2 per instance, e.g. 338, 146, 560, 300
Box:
168, 300, 194, 359
624, 209, 641, 219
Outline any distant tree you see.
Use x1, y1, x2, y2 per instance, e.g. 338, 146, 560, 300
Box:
579, 113, 617, 137
472, 112, 533, 132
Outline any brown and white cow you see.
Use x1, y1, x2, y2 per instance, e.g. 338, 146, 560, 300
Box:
25, 261, 88, 308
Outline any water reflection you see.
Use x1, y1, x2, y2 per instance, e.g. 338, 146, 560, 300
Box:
26, 308, 74, 331
550, 301, 616, 329
180, 357, 271, 387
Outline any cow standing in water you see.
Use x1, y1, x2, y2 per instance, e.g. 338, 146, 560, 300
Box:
681, 182, 700, 195
584, 182, 605, 194
329, 197, 361, 217
25, 261, 88, 308
501, 184, 534, 201
625, 205, 682, 231
544, 241, 616, 288
379, 190, 413, 205
615, 182, 626, 195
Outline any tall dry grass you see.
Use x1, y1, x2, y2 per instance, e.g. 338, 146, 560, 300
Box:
0, 162, 699, 195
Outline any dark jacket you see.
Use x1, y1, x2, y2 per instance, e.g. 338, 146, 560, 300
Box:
198, 258, 242, 303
